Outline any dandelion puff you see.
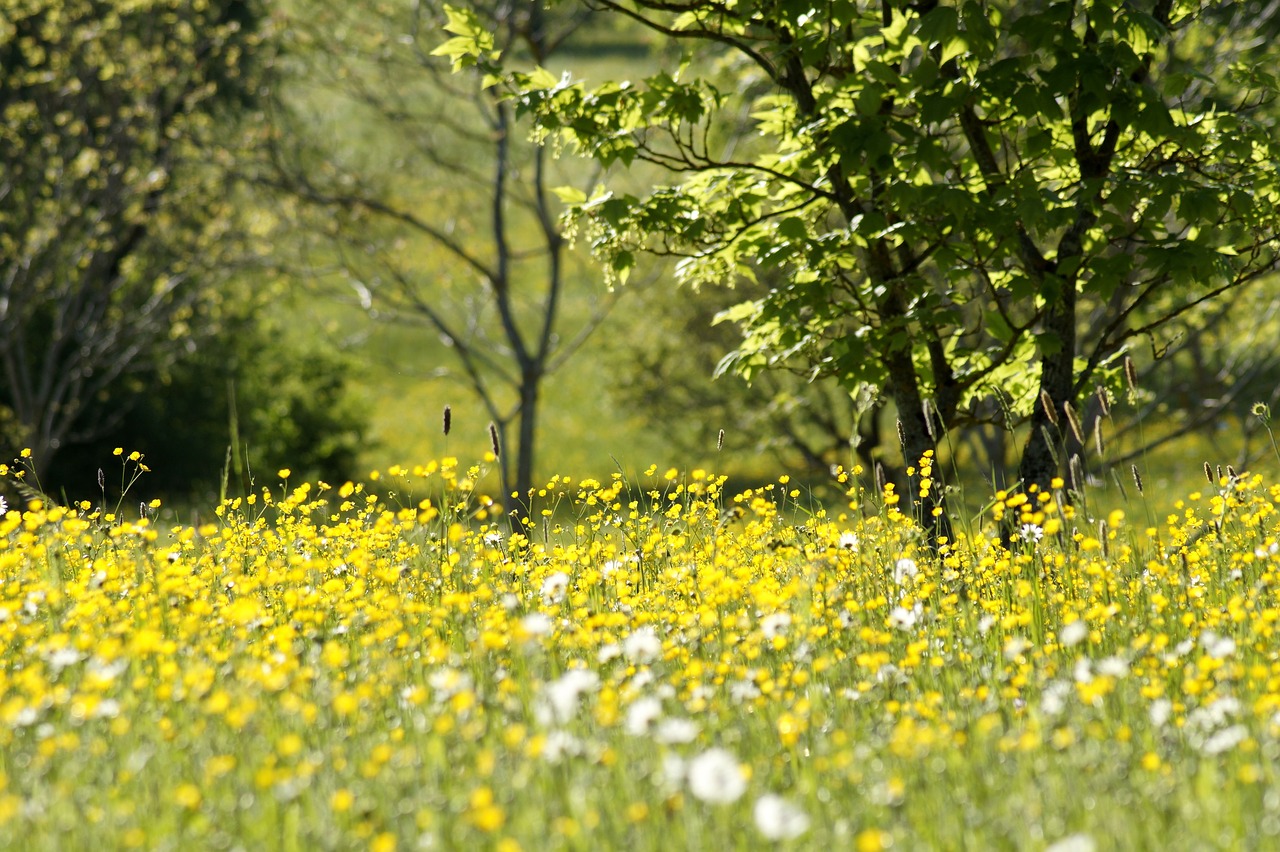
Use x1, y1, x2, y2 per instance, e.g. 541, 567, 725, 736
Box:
1200, 631, 1236, 660
540, 571, 570, 605
540, 669, 600, 725
1059, 620, 1088, 648
687, 748, 747, 805
1046, 834, 1097, 852
753, 794, 811, 841
1200, 725, 1249, 756
760, 612, 791, 640
1149, 698, 1173, 727
625, 696, 663, 736
889, 605, 919, 632
519, 612, 553, 639
623, 626, 663, 664
653, 718, 699, 744
893, 557, 918, 584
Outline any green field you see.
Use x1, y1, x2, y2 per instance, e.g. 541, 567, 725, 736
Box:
2, 447, 1280, 849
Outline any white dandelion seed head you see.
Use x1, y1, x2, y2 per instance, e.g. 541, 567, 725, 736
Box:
893, 557, 919, 585
1003, 636, 1031, 660
1059, 620, 1089, 648
753, 794, 811, 841
760, 612, 792, 640
519, 612, 554, 639
1200, 630, 1236, 660
889, 605, 919, 632
1096, 656, 1130, 679
623, 626, 663, 664
625, 696, 664, 736
540, 669, 600, 725
540, 571, 571, 605
653, 717, 699, 744
1045, 834, 1096, 852
1199, 724, 1249, 756
1149, 698, 1173, 727
687, 747, 748, 805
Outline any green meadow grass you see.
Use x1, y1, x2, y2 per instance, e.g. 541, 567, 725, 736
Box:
3, 448, 1280, 850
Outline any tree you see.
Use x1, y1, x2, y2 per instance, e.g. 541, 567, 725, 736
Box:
0, 0, 268, 480
451, 0, 1280, 537
264, 0, 618, 516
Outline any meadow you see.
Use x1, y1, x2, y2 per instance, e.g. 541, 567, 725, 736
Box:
2, 445, 1280, 851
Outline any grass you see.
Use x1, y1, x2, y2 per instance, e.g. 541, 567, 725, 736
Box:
3, 447, 1280, 850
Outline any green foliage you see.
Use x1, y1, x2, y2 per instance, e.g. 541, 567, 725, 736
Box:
456, 0, 1280, 507
44, 309, 367, 505
0, 0, 273, 479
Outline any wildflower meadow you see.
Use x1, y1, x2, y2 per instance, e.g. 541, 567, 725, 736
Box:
3, 446, 1280, 850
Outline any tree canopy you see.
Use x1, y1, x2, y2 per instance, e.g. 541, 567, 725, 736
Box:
445, 0, 1280, 536
0, 0, 267, 478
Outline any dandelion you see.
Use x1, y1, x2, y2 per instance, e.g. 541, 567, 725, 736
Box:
1200, 631, 1236, 660
623, 626, 663, 663
890, 603, 921, 629
1059, 620, 1088, 648
753, 794, 811, 840
1046, 835, 1096, 852
625, 697, 663, 736
686, 747, 747, 805
653, 718, 699, 744
760, 612, 791, 640
540, 571, 570, 605
1200, 725, 1249, 756
540, 669, 600, 724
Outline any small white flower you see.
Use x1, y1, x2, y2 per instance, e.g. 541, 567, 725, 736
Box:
625, 696, 664, 736
1045, 834, 1096, 852
1096, 656, 1130, 679
978, 615, 996, 635
519, 612, 553, 638
1200, 724, 1249, 756
540, 571, 570, 605
1020, 523, 1044, 543
1003, 636, 1031, 660
623, 626, 663, 664
0, 495, 7, 515
1200, 630, 1236, 660
91, 698, 121, 720
729, 679, 762, 703
46, 647, 82, 672
597, 643, 622, 664
1059, 620, 1088, 648
760, 612, 791, 640
893, 557, 918, 585
540, 669, 600, 724
1149, 698, 1173, 727
653, 717, 699, 744
483, 530, 503, 546
753, 794, 811, 840
687, 747, 748, 804
889, 605, 918, 632
1040, 681, 1072, 716
838, 532, 859, 550
541, 730, 583, 763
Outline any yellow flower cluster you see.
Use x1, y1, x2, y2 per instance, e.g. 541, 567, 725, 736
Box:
1, 456, 1279, 848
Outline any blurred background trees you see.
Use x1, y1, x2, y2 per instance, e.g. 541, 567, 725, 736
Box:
0, 0, 364, 505
4, 0, 1280, 516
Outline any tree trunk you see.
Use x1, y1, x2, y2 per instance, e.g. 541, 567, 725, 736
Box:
1017, 282, 1077, 491
885, 351, 953, 546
